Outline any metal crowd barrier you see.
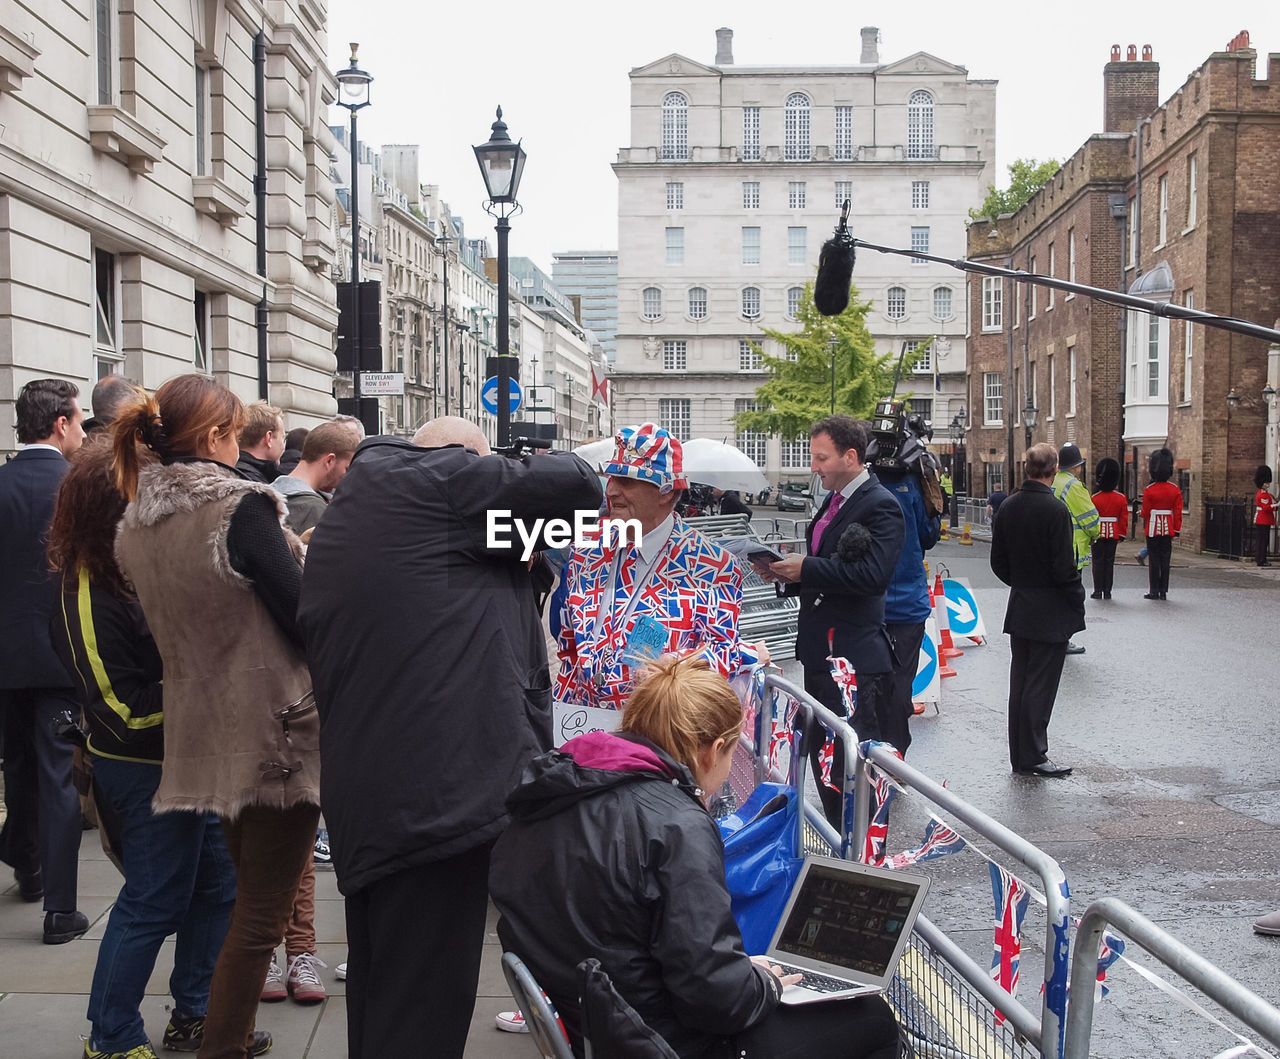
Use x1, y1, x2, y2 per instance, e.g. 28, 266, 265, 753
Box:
683, 512, 753, 538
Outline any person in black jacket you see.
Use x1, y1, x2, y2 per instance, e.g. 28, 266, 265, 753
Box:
490, 656, 902, 1059
297, 416, 603, 1059
765, 417, 905, 825
990, 443, 1085, 778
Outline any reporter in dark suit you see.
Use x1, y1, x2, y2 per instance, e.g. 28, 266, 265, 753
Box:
990, 443, 1085, 778
768, 417, 905, 824
0, 378, 88, 941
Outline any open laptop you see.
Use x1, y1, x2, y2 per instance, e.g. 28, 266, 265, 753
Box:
764, 855, 930, 1005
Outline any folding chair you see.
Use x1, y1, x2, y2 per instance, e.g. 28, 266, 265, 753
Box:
500, 952, 573, 1059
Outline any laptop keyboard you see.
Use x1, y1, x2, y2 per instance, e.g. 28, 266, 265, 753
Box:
774, 962, 855, 994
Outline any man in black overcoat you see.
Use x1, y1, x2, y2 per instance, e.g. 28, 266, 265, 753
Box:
990, 443, 1085, 778
767, 416, 905, 824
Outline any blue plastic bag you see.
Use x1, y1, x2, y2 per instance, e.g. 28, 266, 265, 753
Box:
718, 781, 804, 954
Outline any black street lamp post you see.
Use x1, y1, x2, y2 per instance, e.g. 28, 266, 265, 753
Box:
473, 107, 527, 449
335, 44, 375, 435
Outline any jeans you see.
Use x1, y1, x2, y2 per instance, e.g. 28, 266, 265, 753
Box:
87, 755, 236, 1053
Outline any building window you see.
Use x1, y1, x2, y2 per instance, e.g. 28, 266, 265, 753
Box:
1047, 243, 1055, 309
193, 290, 208, 371
932, 287, 952, 320
94, 248, 120, 375
787, 227, 807, 265
788, 182, 807, 209
742, 226, 761, 264
666, 181, 684, 210
1183, 290, 1194, 402
983, 372, 1003, 426
735, 399, 768, 466
786, 286, 803, 318
985, 462, 1005, 495
1068, 229, 1076, 286
911, 226, 929, 263
834, 180, 852, 208
908, 339, 933, 373
95, 0, 116, 104
742, 181, 760, 210
982, 276, 1002, 331
194, 61, 211, 176
782, 436, 811, 468
741, 287, 761, 318
1146, 316, 1161, 397
1186, 154, 1198, 228
688, 287, 707, 319
912, 181, 930, 209
742, 105, 760, 161
1127, 198, 1137, 266
663, 340, 687, 371
666, 227, 684, 265
659, 398, 691, 439
886, 286, 907, 320
907, 90, 934, 159
1068, 347, 1077, 416
834, 105, 853, 161
739, 339, 763, 371
1029, 256, 1037, 317
908, 397, 933, 423
1158, 174, 1168, 245
641, 286, 662, 320
785, 92, 811, 161
661, 92, 688, 160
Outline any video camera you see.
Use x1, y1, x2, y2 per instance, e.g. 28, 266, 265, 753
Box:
868, 397, 934, 474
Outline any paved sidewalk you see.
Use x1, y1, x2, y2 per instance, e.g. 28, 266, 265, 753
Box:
0, 834, 527, 1058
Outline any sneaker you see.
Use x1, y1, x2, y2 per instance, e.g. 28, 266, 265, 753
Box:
335, 962, 347, 981
286, 952, 327, 1004
313, 829, 331, 865
84, 1043, 159, 1059
162, 1013, 272, 1054
260, 954, 287, 1002
495, 1010, 529, 1033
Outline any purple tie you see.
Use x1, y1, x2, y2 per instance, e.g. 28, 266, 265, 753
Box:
811, 491, 844, 551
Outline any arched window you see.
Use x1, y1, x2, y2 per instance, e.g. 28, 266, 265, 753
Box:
908, 90, 934, 160
741, 287, 761, 319
642, 287, 663, 320
785, 93, 811, 162
662, 92, 688, 160
886, 286, 907, 320
786, 286, 803, 318
688, 287, 708, 319
932, 286, 952, 320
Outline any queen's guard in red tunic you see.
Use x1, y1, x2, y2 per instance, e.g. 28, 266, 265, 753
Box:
1089, 458, 1128, 600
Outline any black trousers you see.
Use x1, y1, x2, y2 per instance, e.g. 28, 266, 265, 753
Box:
1257, 524, 1272, 566
803, 666, 894, 828
885, 622, 925, 744
1007, 636, 1068, 772
1090, 539, 1118, 594
344, 843, 492, 1059
0, 687, 82, 911
724, 992, 903, 1058
1146, 535, 1173, 597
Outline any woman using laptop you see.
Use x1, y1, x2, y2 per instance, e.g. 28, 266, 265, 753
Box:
490, 656, 903, 1058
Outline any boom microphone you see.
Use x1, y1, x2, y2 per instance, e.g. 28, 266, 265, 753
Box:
813, 199, 856, 316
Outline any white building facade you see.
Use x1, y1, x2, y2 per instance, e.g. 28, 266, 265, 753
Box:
612, 27, 995, 483
1, 0, 341, 450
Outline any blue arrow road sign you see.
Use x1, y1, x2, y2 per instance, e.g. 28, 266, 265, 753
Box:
941, 578, 981, 637
913, 635, 939, 698
481, 376, 523, 416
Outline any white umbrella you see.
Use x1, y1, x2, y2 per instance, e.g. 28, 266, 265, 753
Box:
679, 438, 769, 494
571, 438, 616, 471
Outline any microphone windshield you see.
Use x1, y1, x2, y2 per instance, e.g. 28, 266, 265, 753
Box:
814, 201, 855, 316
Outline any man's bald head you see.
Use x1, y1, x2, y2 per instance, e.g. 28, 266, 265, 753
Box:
412, 416, 491, 455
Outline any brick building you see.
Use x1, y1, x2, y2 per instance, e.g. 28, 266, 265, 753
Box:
965, 36, 1280, 551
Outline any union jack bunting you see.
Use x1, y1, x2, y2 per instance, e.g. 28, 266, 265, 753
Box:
817, 728, 837, 790
989, 863, 1031, 1013
1094, 930, 1126, 1000
884, 817, 968, 870
768, 690, 799, 775
827, 654, 858, 719
860, 763, 900, 865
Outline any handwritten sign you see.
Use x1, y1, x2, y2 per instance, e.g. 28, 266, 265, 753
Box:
553, 701, 623, 748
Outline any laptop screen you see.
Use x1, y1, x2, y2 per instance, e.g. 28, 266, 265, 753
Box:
774, 862, 922, 978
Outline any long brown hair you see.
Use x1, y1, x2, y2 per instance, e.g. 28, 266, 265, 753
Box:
621, 656, 743, 774
112, 374, 246, 500
47, 436, 147, 596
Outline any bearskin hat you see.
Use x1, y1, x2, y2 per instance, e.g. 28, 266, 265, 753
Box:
1095, 458, 1121, 493
1256, 465, 1274, 489
1149, 448, 1174, 483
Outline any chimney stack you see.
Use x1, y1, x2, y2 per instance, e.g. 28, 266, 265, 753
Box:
1104, 44, 1159, 134
860, 27, 880, 64
715, 27, 734, 65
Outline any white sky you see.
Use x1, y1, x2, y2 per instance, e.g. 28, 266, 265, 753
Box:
325, 0, 1279, 271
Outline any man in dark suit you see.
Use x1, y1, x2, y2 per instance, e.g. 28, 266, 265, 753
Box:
767, 416, 905, 824
0, 378, 89, 942
990, 443, 1085, 778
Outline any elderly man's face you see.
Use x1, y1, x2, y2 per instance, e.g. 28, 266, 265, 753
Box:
605, 475, 675, 533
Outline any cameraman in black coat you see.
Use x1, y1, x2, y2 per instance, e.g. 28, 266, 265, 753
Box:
298, 417, 602, 1059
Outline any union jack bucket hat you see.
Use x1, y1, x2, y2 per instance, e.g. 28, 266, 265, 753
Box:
604, 423, 688, 494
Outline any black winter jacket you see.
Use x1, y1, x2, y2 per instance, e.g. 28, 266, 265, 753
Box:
489, 731, 782, 1058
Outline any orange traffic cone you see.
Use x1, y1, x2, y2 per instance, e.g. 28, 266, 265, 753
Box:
959, 523, 973, 545
933, 572, 964, 662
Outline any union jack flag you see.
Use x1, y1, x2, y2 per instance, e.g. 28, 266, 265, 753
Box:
827, 654, 858, 720
989, 863, 1030, 1015
884, 817, 968, 870
1094, 930, 1125, 1000
860, 763, 899, 865
768, 690, 799, 775
817, 728, 837, 790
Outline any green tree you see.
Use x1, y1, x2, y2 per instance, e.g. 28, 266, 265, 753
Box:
733, 283, 907, 439
970, 158, 1060, 222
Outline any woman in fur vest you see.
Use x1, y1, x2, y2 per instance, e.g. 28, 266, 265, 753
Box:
113, 375, 318, 1059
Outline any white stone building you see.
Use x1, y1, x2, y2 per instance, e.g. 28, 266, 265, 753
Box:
0, 0, 341, 451
612, 27, 995, 484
